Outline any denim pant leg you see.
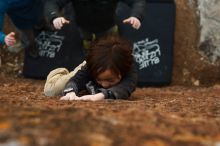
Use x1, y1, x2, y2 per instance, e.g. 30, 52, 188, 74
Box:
98, 25, 119, 37
78, 28, 93, 52
18, 29, 32, 49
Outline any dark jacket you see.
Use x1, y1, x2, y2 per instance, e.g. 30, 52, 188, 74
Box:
45, 0, 146, 33
63, 65, 138, 99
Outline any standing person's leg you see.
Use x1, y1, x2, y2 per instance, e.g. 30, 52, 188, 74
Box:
7, 0, 44, 58
96, 25, 119, 38
106, 25, 119, 34
79, 25, 118, 52
78, 28, 94, 53
44, 61, 86, 97
18, 29, 39, 58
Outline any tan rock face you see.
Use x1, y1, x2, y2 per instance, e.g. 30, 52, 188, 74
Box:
198, 0, 220, 62
172, 0, 220, 86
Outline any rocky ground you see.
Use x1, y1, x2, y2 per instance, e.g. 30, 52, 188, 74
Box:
0, 0, 220, 146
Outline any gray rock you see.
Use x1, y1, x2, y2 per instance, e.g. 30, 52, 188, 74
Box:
197, 0, 220, 62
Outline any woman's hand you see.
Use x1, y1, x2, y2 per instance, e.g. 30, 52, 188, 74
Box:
123, 17, 141, 30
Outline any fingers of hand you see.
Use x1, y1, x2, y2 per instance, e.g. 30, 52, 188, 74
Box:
123, 19, 130, 24
60, 92, 79, 101
8, 32, 15, 37
53, 17, 70, 29
130, 19, 134, 25
76, 95, 92, 101
73, 97, 83, 101
5, 34, 16, 46
133, 21, 141, 29
57, 18, 63, 29
53, 18, 63, 29
130, 18, 140, 29
6, 41, 16, 46
123, 17, 141, 29
61, 18, 70, 24
60, 95, 70, 100
69, 96, 79, 100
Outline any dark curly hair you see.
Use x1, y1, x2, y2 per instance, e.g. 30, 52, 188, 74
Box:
86, 35, 133, 79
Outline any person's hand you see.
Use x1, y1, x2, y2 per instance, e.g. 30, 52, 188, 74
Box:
60, 92, 78, 100
4, 32, 16, 46
53, 17, 70, 30
75, 93, 105, 101
123, 17, 141, 30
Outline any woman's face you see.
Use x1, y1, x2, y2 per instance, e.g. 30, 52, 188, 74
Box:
96, 69, 121, 89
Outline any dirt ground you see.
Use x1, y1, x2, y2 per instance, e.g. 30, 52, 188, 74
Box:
0, 0, 220, 146
0, 75, 219, 146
